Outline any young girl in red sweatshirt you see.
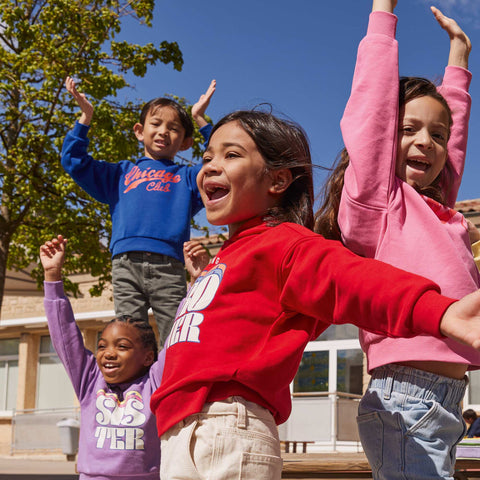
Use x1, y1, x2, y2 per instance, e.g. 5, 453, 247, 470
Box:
151, 110, 480, 480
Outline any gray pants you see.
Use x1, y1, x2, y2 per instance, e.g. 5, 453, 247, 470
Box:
112, 251, 187, 346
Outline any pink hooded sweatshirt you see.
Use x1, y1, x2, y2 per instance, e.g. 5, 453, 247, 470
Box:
338, 11, 480, 371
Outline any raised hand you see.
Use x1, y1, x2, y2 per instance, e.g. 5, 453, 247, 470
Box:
184, 240, 210, 284
431, 6, 471, 69
40, 235, 67, 282
65, 76, 94, 125
192, 79, 216, 128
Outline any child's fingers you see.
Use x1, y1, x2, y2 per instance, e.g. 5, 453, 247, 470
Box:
206, 79, 216, 98
431, 6, 468, 40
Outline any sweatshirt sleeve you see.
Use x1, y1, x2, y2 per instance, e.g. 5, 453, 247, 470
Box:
437, 66, 472, 208
338, 11, 399, 256
199, 123, 213, 147
279, 232, 454, 340
148, 347, 166, 389
61, 121, 122, 204
43, 281, 98, 401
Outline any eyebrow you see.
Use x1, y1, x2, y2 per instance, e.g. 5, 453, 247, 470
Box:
205, 142, 248, 154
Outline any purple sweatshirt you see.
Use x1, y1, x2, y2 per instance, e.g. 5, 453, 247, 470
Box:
44, 281, 163, 479
338, 11, 480, 371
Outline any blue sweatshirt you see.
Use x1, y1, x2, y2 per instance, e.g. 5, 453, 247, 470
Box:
61, 122, 212, 262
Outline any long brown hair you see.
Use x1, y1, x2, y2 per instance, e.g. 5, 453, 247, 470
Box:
314, 77, 453, 241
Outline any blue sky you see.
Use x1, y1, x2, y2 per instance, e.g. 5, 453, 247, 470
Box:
119, 0, 480, 228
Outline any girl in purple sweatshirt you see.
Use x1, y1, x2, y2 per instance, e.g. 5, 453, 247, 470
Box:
41, 235, 164, 480
315, 1, 477, 479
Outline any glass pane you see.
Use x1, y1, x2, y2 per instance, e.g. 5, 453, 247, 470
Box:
0, 360, 19, 411
316, 324, 359, 341
469, 370, 480, 404
6, 361, 18, 410
294, 351, 329, 392
0, 338, 19, 356
337, 349, 363, 395
39, 336, 56, 354
36, 357, 75, 409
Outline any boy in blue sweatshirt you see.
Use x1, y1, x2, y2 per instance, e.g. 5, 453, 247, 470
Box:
61, 77, 215, 345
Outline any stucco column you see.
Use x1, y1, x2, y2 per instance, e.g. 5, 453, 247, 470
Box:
16, 333, 39, 410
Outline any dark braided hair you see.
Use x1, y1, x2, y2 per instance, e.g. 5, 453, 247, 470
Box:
102, 315, 158, 362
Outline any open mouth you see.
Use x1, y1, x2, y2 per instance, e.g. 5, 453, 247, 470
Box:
205, 184, 229, 201
102, 363, 120, 373
406, 158, 430, 171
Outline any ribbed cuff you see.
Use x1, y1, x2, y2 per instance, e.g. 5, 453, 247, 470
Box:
44, 281, 65, 300
367, 11, 397, 38
72, 120, 90, 138
411, 290, 456, 338
443, 65, 472, 92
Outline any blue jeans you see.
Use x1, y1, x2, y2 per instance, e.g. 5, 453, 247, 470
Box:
112, 251, 186, 346
357, 364, 467, 480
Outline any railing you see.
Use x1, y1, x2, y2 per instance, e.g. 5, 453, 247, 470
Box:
11, 406, 80, 454
278, 391, 362, 451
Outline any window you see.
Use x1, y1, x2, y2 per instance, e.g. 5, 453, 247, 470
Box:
36, 336, 76, 409
0, 338, 19, 411
337, 349, 363, 394
467, 370, 480, 406
293, 339, 363, 395
294, 351, 329, 393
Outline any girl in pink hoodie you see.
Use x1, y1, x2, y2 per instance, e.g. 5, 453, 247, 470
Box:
315, 1, 477, 478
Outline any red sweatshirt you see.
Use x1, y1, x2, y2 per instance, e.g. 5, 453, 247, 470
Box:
151, 219, 454, 436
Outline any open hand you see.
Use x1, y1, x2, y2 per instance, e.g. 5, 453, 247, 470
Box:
65, 76, 94, 125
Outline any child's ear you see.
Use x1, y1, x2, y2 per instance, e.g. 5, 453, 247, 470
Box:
143, 350, 155, 368
133, 123, 144, 142
179, 136, 194, 152
269, 168, 293, 195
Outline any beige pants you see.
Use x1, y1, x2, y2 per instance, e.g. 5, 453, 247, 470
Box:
160, 396, 283, 479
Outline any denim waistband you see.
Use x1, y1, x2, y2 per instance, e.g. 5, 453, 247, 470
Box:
369, 364, 467, 409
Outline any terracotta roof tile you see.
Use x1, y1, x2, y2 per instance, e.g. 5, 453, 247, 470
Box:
456, 198, 480, 213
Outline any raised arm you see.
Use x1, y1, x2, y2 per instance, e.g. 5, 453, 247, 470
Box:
192, 79, 216, 128
65, 76, 94, 126
338, 1, 399, 255
372, 0, 396, 13
41, 235, 97, 400
431, 8, 472, 207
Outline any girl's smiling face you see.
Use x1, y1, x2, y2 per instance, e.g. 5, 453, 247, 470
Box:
197, 121, 281, 236
96, 322, 154, 384
395, 95, 449, 190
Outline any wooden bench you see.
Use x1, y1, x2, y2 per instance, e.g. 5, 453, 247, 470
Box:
281, 453, 480, 479
282, 440, 315, 453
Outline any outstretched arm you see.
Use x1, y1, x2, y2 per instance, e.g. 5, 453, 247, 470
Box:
192, 79, 216, 128
65, 76, 94, 126
431, 6, 471, 69
40, 235, 67, 282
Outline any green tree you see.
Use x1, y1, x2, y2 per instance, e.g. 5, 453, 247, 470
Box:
0, 0, 203, 310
